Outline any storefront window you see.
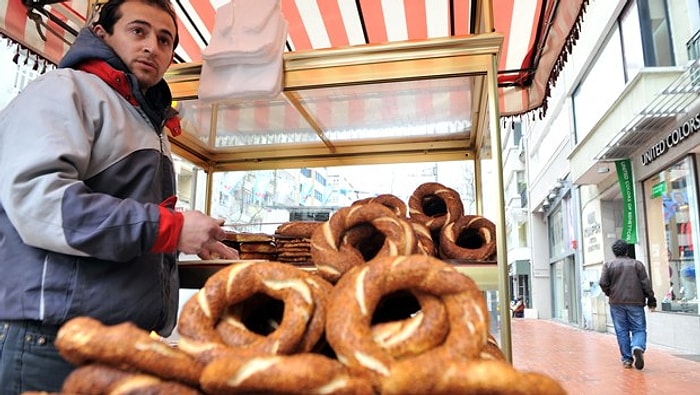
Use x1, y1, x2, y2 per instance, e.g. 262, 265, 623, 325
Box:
548, 196, 579, 324
548, 206, 565, 258
644, 156, 699, 314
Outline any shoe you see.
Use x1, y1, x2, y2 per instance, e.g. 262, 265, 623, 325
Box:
622, 361, 633, 369
633, 348, 645, 370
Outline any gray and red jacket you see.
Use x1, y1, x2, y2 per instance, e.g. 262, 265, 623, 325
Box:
0, 28, 184, 335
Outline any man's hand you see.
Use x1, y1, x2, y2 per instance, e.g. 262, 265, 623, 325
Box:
197, 241, 239, 260
177, 211, 235, 257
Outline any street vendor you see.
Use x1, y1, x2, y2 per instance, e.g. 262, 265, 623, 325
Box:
0, 0, 237, 393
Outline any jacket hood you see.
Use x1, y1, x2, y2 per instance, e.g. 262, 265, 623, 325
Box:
58, 28, 175, 131
59, 27, 126, 71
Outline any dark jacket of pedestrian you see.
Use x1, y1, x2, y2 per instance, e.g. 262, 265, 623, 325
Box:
599, 245, 656, 308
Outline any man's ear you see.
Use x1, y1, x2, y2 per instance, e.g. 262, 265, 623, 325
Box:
92, 24, 106, 39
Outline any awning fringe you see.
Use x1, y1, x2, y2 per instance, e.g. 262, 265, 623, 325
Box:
501, 0, 590, 123
1, 33, 56, 72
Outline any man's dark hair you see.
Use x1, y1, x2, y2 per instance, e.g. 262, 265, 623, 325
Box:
92, 0, 179, 48
611, 239, 629, 257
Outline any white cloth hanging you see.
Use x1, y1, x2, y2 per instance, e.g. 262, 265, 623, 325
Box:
202, 0, 284, 67
198, 0, 287, 102
198, 33, 285, 102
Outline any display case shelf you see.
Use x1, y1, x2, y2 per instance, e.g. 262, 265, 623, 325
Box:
178, 259, 499, 291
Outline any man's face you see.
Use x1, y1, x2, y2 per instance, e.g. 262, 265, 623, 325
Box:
94, 0, 176, 91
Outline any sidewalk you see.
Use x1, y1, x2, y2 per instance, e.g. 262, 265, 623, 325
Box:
511, 319, 700, 395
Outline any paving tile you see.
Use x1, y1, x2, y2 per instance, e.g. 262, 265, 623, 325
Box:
511, 319, 700, 395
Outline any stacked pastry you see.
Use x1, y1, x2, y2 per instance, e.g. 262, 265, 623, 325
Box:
224, 232, 277, 261
51, 262, 375, 395
41, 183, 557, 394
49, 257, 565, 394
325, 255, 566, 394
310, 202, 422, 283
53, 317, 204, 394
406, 182, 497, 261
219, 182, 495, 267
273, 221, 322, 266
307, 182, 497, 281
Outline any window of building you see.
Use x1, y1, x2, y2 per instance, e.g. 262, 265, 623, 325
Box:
552, 256, 577, 322
512, 121, 522, 148
314, 171, 326, 186
548, 193, 575, 259
643, 156, 699, 314
620, 1, 646, 80
637, 0, 675, 67
572, 28, 627, 142
548, 206, 565, 258
572, 1, 651, 144
518, 222, 528, 247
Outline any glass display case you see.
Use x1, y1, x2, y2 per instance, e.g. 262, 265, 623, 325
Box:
165, 34, 501, 171
165, 31, 512, 357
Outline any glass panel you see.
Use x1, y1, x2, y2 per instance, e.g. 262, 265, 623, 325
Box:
294, 77, 473, 141
620, 1, 645, 80
552, 260, 566, 319
638, 0, 674, 67
175, 76, 473, 151
176, 97, 319, 148
209, 161, 476, 234
548, 206, 565, 257
173, 154, 206, 212
176, 100, 214, 146
644, 156, 699, 315
552, 257, 577, 322
213, 98, 319, 147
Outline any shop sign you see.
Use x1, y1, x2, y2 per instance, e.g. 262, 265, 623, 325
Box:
651, 181, 666, 198
641, 111, 700, 166
582, 200, 603, 265
615, 159, 637, 243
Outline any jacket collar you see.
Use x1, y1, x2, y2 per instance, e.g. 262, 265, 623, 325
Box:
77, 60, 181, 137
59, 28, 181, 137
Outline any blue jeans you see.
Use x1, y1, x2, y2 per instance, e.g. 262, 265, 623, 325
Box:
0, 320, 75, 395
609, 304, 647, 363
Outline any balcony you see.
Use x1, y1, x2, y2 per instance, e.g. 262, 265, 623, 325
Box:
688, 29, 700, 61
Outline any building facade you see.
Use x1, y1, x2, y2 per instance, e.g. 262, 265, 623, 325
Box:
520, 0, 700, 352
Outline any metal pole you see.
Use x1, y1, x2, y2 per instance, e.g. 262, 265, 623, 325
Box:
486, 49, 513, 363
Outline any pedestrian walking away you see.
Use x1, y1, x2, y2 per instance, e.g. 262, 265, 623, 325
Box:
599, 239, 657, 370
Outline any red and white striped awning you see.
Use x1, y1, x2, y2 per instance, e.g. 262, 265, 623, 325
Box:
1, 0, 589, 118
